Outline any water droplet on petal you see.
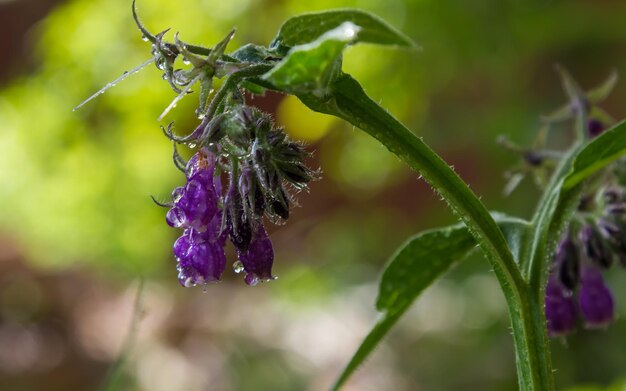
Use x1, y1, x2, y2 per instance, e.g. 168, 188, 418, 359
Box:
184, 277, 196, 287
245, 274, 260, 286
171, 187, 185, 203
166, 207, 186, 228
233, 260, 244, 274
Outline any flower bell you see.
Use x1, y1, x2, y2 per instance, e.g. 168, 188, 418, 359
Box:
545, 277, 577, 337
578, 267, 615, 328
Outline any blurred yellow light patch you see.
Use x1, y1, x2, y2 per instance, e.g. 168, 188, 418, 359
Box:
276, 95, 336, 142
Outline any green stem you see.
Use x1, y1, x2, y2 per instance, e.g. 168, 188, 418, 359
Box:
300, 74, 523, 289
298, 73, 552, 390
506, 281, 555, 391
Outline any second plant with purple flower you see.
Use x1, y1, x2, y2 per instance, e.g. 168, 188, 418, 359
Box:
79, 2, 626, 390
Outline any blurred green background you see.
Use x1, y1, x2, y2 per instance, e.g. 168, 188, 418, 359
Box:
1, 0, 626, 390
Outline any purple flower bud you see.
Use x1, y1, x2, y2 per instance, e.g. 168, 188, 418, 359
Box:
228, 210, 252, 251
598, 219, 626, 266
523, 151, 544, 167
578, 267, 614, 328
606, 203, 626, 215
545, 278, 578, 337
236, 225, 274, 286
580, 224, 613, 269
555, 237, 580, 291
587, 119, 605, 138
604, 187, 621, 204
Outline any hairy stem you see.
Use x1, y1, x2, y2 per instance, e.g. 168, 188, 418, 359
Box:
297, 73, 552, 390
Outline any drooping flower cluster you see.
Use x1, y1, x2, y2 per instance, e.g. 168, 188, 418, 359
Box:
498, 69, 623, 336
121, 4, 316, 287
163, 105, 315, 287
544, 186, 626, 336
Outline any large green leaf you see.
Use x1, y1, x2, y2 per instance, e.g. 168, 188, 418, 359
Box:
563, 120, 626, 189
332, 216, 528, 391
271, 9, 416, 49
331, 225, 474, 391
263, 22, 358, 95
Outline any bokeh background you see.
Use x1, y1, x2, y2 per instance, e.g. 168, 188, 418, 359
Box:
1, 0, 626, 390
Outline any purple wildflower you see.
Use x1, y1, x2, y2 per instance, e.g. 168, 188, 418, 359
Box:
545, 277, 578, 337
160, 105, 314, 288
166, 150, 218, 230
578, 267, 614, 328
236, 224, 274, 286
175, 227, 227, 287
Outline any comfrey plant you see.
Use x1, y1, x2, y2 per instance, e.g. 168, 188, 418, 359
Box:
78, 2, 626, 390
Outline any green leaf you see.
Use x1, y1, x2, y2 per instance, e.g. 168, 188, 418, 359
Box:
331, 225, 474, 391
263, 22, 358, 95
230, 43, 275, 63
563, 120, 626, 189
375, 225, 475, 312
271, 9, 416, 49
332, 216, 527, 391
492, 213, 530, 262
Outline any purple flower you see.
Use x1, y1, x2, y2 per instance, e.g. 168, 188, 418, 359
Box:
160, 106, 313, 288
578, 267, 614, 328
236, 225, 274, 286
545, 277, 578, 337
174, 224, 227, 287
166, 150, 219, 230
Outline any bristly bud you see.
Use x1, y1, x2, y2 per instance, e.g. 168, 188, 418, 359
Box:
555, 237, 580, 291
580, 224, 613, 269
598, 219, 626, 266
578, 267, 614, 328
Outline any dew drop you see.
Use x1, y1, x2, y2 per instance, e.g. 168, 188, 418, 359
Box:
141, 35, 149, 42
182, 59, 191, 65
245, 274, 260, 286
166, 207, 186, 228
233, 261, 244, 274
188, 143, 197, 148
171, 187, 185, 203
